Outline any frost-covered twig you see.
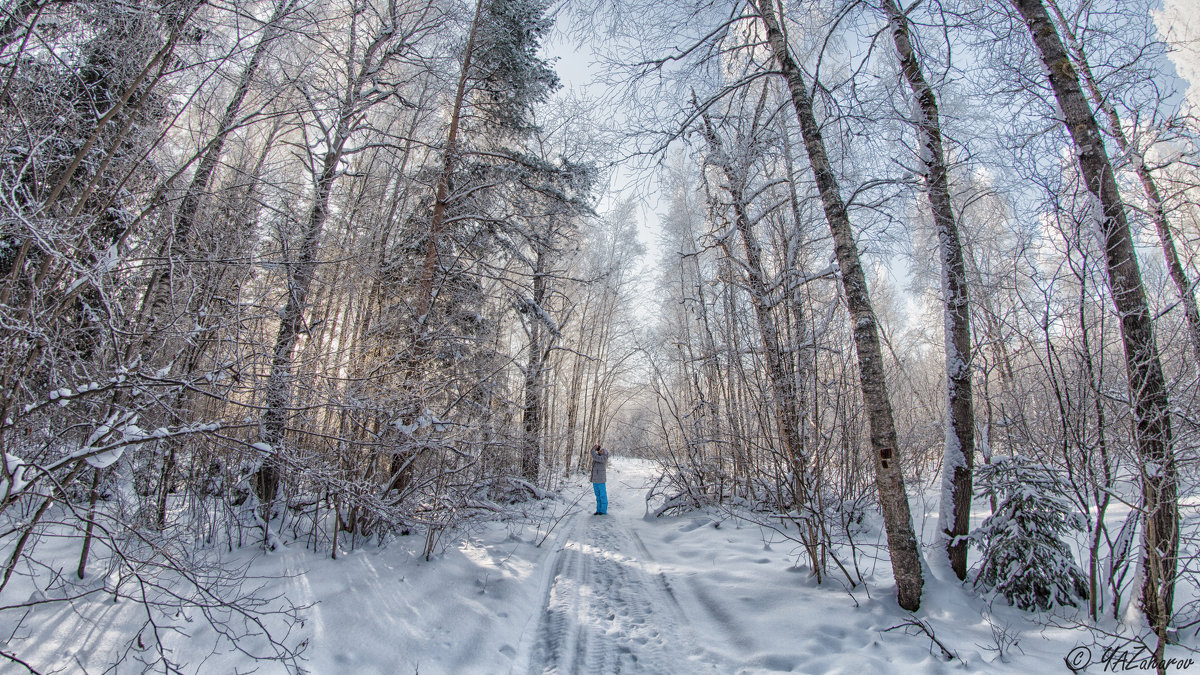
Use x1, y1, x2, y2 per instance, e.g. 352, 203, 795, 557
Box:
976, 613, 1022, 663
536, 490, 586, 548
1, 420, 225, 507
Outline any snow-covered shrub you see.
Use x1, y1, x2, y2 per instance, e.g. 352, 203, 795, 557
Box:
970, 455, 1088, 611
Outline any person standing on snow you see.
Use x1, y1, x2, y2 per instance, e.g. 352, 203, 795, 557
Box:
590, 445, 608, 515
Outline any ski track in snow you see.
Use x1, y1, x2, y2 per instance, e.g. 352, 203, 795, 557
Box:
526, 495, 720, 674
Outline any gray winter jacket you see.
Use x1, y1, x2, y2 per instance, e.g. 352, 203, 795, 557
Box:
590, 450, 608, 483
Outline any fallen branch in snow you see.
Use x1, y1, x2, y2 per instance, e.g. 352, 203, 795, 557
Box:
650, 491, 697, 518
0, 648, 42, 674
884, 615, 957, 661
497, 476, 554, 501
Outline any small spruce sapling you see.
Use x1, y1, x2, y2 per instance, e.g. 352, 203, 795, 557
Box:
970, 456, 1088, 611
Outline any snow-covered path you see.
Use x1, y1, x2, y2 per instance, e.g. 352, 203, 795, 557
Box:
524, 464, 723, 674
15, 456, 1173, 674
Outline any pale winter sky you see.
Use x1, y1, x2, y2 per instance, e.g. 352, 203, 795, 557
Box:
1158, 0, 1200, 110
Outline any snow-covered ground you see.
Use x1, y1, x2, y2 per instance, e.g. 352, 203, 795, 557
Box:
10, 457, 1198, 673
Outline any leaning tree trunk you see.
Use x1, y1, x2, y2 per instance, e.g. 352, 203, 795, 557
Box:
1046, 0, 1200, 364
883, 0, 975, 581
255, 6, 410, 519
255, 134, 347, 519
137, 0, 294, 345
751, 0, 923, 610
413, 0, 485, 343
698, 108, 809, 510
1013, 0, 1178, 639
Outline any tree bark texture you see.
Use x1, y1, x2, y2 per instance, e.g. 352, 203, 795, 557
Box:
752, 0, 924, 610
255, 138, 346, 515
883, 0, 975, 582
1013, 0, 1178, 634
521, 249, 548, 481
414, 0, 485, 336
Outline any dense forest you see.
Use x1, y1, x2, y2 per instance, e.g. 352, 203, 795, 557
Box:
0, 0, 1198, 672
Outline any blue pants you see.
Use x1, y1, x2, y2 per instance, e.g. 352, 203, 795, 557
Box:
593, 483, 607, 514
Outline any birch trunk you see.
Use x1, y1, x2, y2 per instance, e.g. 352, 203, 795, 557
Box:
883, 0, 975, 581
1046, 0, 1200, 363
751, 0, 923, 610
1012, 0, 1178, 636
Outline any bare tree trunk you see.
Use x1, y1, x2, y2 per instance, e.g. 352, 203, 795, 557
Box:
138, 0, 294, 339
723, 265, 751, 498
1076, 261, 1114, 622
255, 3, 411, 521
1046, 0, 1200, 363
563, 346, 584, 475
883, 0, 974, 581
751, 0, 923, 610
1013, 0, 1177, 638
256, 136, 347, 518
413, 0, 485, 338
520, 249, 548, 481
76, 467, 101, 579
698, 106, 808, 509
583, 303, 614, 451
